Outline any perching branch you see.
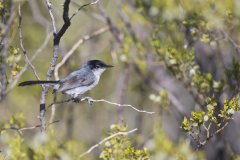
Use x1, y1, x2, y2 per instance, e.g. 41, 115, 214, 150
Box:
48, 97, 155, 114
78, 128, 138, 158
81, 97, 155, 114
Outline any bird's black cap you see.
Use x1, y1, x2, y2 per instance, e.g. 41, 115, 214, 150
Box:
87, 60, 114, 69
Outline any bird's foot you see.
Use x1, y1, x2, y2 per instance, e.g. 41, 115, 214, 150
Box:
86, 97, 94, 105
73, 98, 81, 103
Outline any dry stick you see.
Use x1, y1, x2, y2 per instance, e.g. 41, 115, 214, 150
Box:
18, 5, 41, 82
40, 0, 101, 132
81, 97, 155, 114
78, 128, 138, 158
54, 26, 109, 80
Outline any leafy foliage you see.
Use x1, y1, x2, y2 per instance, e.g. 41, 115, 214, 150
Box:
100, 124, 149, 160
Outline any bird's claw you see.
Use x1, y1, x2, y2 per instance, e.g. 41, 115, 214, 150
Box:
73, 98, 80, 103
87, 98, 94, 105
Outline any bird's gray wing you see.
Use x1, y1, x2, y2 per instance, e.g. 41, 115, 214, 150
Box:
57, 69, 95, 92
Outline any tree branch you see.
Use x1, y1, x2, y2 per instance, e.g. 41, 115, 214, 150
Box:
81, 97, 155, 114
78, 128, 138, 158
44, 0, 57, 34
70, 0, 100, 20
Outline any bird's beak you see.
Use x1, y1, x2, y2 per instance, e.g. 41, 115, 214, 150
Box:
105, 64, 114, 68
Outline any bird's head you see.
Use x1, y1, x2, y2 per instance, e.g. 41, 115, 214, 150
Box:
86, 60, 113, 77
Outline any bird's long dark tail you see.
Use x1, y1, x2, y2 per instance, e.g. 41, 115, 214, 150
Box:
18, 80, 60, 86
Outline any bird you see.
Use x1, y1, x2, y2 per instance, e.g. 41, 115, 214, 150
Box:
18, 60, 113, 101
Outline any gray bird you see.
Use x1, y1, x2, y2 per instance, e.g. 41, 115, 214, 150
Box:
19, 60, 113, 100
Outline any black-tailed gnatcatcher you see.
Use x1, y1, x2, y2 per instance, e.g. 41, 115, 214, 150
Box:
19, 60, 113, 100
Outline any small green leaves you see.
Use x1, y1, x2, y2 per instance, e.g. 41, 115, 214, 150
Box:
100, 124, 149, 160
191, 111, 205, 125
200, 34, 210, 43
218, 96, 240, 119
6, 46, 22, 77
182, 117, 190, 131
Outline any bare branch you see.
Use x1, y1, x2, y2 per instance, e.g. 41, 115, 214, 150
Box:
70, 0, 100, 20
79, 128, 138, 158
81, 97, 155, 114
39, 0, 72, 132
194, 121, 229, 150
44, 0, 57, 34
48, 96, 154, 114
54, 26, 109, 80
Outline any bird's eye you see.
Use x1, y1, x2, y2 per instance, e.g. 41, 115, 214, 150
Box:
95, 65, 100, 69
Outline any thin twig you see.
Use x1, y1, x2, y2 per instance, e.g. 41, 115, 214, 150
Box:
81, 97, 155, 114
78, 128, 138, 158
47, 96, 154, 114
194, 121, 229, 150
54, 26, 109, 80
70, 0, 100, 20
44, 0, 57, 34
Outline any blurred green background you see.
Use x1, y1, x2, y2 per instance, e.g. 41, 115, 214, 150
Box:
1, 0, 240, 159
